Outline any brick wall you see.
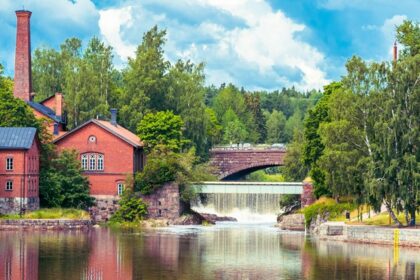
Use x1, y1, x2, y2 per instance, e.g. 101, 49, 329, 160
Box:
55, 123, 134, 196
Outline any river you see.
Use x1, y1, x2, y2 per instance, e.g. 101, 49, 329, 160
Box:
0, 223, 419, 280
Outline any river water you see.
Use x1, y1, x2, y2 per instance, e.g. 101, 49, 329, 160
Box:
0, 223, 419, 280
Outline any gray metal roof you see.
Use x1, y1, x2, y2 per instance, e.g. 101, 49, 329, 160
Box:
0, 127, 37, 150
27, 101, 63, 123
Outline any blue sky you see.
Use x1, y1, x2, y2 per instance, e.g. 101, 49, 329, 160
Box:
0, 0, 419, 91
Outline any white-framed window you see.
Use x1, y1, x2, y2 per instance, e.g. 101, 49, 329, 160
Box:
117, 183, 124, 196
81, 153, 104, 171
5, 181, 13, 191
97, 154, 104, 170
6, 157, 13, 170
81, 154, 88, 170
89, 154, 96, 170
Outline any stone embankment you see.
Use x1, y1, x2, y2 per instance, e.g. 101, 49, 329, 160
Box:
0, 219, 92, 230
315, 222, 420, 247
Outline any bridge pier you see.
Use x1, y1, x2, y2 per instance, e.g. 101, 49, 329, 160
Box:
300, 178, 315, 207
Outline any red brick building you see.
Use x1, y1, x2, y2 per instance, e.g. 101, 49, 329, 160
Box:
53, 112, 144, 198
0, 128, 40, 214
14, 10, 66, 137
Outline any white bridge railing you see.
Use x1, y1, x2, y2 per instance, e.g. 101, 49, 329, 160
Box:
193, 181, 303, 194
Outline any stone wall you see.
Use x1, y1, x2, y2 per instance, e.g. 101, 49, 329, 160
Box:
140, 182, 183, 220
89, 183, 183, 223
0, 197, 39, 215
0, 219, 91, 230
89, 196, 120, 223
316, 223, 420, 247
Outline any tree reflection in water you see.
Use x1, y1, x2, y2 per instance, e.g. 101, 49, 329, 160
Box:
0, 225, 419, 279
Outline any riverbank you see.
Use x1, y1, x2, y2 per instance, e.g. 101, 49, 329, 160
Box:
0, 219, 92, 230
315, 222, 420, 247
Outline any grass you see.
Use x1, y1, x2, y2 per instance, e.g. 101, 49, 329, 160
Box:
301, 197, 356, 227
0, 208, 90, 220
351, 212, 419, 226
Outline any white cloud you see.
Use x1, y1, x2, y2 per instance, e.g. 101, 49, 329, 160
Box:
99, 6, 136, 60
98, 0, 329, 90
381, 15, 407, 57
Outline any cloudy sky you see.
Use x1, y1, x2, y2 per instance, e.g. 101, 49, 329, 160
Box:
0, 0, 419, 91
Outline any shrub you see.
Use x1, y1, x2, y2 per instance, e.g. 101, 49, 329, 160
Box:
302, 197, 355, 227
110, 190, 148, 222
279, 194, 301, 209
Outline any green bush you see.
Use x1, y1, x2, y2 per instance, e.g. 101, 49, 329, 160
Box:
302, 197, 355, 227
279, 194, 301, 209
110, 190, 148, 222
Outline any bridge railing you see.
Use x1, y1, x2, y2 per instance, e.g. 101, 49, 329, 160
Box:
193, 181, 303, 194
211, 143, 287, 151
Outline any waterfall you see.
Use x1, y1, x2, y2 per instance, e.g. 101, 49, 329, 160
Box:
192, 193, 282, 223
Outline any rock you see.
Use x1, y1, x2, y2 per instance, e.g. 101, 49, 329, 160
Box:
199, 213, 237, 223
277, 213, 305, 231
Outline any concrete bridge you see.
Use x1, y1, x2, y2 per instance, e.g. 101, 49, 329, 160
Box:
194, 180, 315, 207
209, 145, 287, 180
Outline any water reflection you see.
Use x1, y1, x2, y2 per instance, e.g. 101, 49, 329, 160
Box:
0, 224, 419, 280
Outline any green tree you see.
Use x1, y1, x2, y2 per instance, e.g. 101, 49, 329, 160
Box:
167, 60, 209, 158
137, 111, 186, 152
32, 48, 63, 101
318, 89, 368, 205
303, 82, 341, 197
40, 150, 94, 209
284, 109, 303, 142
120, 26, 170, 131
244, 93, 266, 143
265, 109, 286, 144
283, 130, 308, 181
110, 189, 148, 222
222, 109, 248, 144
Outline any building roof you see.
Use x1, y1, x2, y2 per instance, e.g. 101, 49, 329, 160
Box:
27, 101, 63, 123
0, 127, 37, 150
53, 119, 143, 148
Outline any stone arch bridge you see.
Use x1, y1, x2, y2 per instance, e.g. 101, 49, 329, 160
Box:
209, 146, 287, 180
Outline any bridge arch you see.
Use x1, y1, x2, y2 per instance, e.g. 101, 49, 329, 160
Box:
210, 148, 287, 180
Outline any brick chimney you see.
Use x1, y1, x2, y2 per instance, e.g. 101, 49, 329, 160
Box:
55, 92, 63, 117
14, 10, 33, 102
393, 41, 398, 63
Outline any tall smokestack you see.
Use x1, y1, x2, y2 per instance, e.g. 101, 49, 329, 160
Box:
393, 41, 398, 63
14, 10, 32, 101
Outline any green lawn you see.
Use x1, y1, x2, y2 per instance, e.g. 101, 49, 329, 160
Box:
0, 208, 90, 220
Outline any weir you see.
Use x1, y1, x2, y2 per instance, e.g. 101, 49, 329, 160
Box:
192, 181, 303, 221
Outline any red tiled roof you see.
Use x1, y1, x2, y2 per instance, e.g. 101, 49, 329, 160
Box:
94, 120, 143, 147
53, 119, 143, 148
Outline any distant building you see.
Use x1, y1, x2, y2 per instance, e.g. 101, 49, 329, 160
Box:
53, 110, 144, 197
0, 127, 40, 214
13, 10, 66, 137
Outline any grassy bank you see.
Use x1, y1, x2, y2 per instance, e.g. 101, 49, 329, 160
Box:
0, 208, 90, 220
301, 197, 356, 227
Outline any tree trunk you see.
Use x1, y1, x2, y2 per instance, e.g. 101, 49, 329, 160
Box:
384, 200, 402, 227
409, 208, 416, 227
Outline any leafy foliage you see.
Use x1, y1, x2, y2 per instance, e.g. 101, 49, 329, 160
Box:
301, 198, 356, 227
137, 111, 186, 152
135, 145, 215, 201
110, 190, 148, 222
40, 150, 94, 209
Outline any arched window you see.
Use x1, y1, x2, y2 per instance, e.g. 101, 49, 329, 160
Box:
97, 154, 104, 170
89, 154, 96, 170
81, 153, 104, 171
81, 154, 88, 170
117, 183, 124, 196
